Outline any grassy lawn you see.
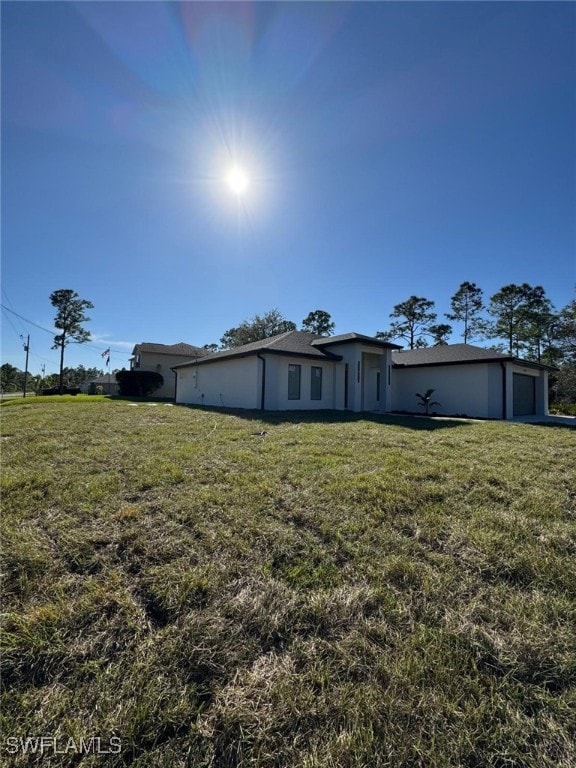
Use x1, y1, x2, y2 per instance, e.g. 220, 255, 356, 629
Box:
1, 399, 575, 767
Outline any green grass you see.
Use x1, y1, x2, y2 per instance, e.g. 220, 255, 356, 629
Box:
1, 400, 575, 767
0, 394, 107, 407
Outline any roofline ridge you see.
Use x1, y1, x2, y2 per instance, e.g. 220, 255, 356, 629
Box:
264, 328, 302, 347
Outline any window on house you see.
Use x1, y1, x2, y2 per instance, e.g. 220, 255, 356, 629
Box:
288, 364, 301, 400
376, 371, 380, 401
311, 366, 322, 400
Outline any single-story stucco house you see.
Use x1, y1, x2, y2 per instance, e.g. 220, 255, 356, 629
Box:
130, 342, 208, 399
173, 331, 551, 420
174, 331, 398, 412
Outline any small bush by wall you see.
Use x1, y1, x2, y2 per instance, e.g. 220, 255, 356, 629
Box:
116, 370, 164, 397
41, 386, 81, 396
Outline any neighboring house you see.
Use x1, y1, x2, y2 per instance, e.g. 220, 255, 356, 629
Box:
130, 342, 207, 399
391, 344, 551, 419
173, 333, 551, 420
174, 331, 400, 412
81, 375, 120, 395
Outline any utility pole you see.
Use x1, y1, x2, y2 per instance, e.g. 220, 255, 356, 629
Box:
21, 334, 30, 398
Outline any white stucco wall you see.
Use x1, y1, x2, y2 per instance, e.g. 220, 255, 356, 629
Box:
327, 344, 393, 412
392, 363, 500, 419
393, 361, 547, 419
332, 345, 363, 412
176, 354, 340, 411
264, 355, 337, 410
175, 357, 260, 409
362, 351, 393, 412
134, 352, 199, 398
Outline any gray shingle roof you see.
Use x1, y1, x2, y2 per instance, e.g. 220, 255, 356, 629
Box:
392, 343, 550, 369
313, 333, 401, 349
174, 331, 344, 368
85, 375, 118, 384
132, 342, 207, 357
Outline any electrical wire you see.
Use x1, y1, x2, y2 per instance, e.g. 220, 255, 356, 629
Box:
0, 304, 55, 336
1, 288, 28, 337
1, 306, 26, 342
0, 303, 131, 357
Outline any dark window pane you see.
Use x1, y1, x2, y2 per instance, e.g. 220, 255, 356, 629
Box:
288, 364, 301, 400
311, 366, 322, 400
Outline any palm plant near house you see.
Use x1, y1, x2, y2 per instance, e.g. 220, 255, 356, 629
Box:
416, 389, 441, 415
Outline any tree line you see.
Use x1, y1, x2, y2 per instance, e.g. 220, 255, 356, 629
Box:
0, 364, 104, 394
209, 309, 336, 351
212, 282, 574, 365
376, 282, 574, 367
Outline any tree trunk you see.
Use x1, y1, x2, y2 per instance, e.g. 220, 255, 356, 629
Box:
58, 334, 66, 394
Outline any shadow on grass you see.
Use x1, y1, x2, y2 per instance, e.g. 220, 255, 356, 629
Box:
177, 405, 473, 431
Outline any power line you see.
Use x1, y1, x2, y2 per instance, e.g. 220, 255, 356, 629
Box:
1, 291, 28, 341
0, 303, 131, 357
1, 288, 27, 337
1, 306, 25, 341
1, 304, 55, 336
28, 350, 61, 366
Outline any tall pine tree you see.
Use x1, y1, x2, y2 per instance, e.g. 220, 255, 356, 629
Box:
50, 289, 94, 393
446, 282, 485, 343
376, 296, 437, 349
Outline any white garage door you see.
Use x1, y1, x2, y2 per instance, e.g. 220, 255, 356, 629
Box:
513, 373, 535, 417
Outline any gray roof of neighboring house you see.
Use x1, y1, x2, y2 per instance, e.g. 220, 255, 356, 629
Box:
84, 375, 118, 385
173, 331, 346, 368
392, 343, 551, 370
132, 342, 207, 358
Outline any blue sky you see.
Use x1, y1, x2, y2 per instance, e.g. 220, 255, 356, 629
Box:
2, 1, 575, 375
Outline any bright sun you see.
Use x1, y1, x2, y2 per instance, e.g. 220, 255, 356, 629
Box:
226, 166, 249, 195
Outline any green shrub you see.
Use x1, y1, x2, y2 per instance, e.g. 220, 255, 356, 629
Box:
115, 370, 163, 397
549, 402, 576, 416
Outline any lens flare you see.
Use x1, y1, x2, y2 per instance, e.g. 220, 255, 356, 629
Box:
226, 166, 249, 195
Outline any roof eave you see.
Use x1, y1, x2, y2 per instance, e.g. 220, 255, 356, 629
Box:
393, 358, 505, 369
263, 348, 343, 361
393, 356, 553, 371
314, 337, 402, 350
